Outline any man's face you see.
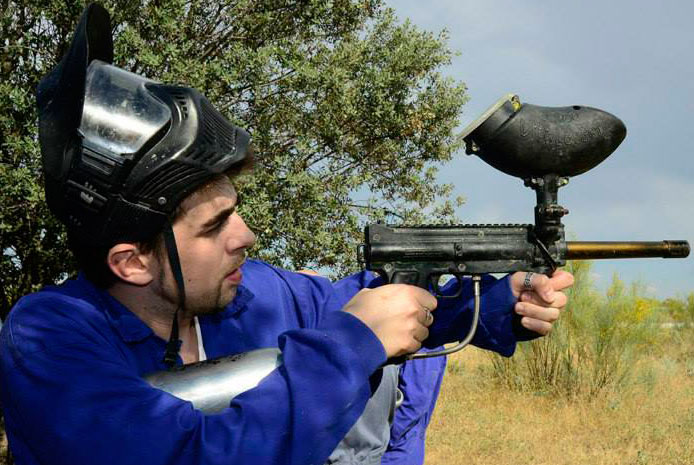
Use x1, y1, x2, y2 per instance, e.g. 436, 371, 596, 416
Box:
156, 178, 256, 315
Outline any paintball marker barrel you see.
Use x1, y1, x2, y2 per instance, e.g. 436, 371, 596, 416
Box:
566, 240, 690, 260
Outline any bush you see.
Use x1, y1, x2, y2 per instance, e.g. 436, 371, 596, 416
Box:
490, 261, 664, 399
662, 293, 694, 326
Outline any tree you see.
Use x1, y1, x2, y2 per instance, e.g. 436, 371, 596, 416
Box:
0, 0, 467, 321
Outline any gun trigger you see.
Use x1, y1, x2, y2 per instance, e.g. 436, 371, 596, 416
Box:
430, 275, 441, 296
530, 231, 558, 274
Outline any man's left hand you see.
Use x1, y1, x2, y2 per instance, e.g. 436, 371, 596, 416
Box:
509, 270, 574, 336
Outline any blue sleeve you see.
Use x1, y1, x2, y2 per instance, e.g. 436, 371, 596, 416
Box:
381, 352, 446, 465
424, 274, 519, 357
0, 295, 386, 465
333, 271, 520, 357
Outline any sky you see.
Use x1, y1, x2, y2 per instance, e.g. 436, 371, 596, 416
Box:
387, 0, 694, 298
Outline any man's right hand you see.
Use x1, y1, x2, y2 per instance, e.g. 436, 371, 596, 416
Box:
342, 285, 437, 358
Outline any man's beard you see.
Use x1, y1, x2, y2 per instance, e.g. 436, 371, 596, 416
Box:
156, 266, 237, 317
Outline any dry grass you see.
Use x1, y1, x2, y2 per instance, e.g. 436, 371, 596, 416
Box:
0, 419, 7, 465
425, 345, 694, 465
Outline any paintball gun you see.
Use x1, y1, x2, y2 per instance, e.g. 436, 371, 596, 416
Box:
146, 94, 690, 410
359, 93, 690, 360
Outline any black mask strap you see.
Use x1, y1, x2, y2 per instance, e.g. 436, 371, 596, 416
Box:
162, 220, 185, 368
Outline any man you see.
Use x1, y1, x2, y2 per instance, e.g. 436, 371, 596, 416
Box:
0, 4, 572, 465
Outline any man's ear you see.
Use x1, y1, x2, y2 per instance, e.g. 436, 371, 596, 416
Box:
107, 243, 155, 286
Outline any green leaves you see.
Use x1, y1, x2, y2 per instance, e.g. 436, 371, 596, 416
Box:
0, 0, 467, 318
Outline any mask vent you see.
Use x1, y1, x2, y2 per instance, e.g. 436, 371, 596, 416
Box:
138, 162, 204, 201
170, 89, 190, 120
194, 97, 238, 165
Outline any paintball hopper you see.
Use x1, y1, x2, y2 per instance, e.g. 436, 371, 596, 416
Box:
461, 93, 626, 178
458, 94, 687, 260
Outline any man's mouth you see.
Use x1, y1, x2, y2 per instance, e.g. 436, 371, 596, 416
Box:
225, 261, 245, 285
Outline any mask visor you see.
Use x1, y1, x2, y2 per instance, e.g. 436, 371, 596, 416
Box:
80, 60, 171, 156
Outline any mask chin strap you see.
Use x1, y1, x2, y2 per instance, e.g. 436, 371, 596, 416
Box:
162, 219, 186, 368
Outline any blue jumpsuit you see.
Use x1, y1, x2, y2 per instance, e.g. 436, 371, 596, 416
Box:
0, 260, 520, 464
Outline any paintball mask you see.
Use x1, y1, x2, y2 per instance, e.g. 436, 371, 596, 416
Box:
38, 3, 251, 366
38, 3, 250, 247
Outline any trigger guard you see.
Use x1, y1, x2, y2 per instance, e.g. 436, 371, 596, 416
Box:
436, 275, 464, 299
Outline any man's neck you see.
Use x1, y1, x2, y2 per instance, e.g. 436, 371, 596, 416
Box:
107, 282, 200, 364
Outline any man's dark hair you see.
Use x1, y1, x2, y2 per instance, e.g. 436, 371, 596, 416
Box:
69, 150, 254, 288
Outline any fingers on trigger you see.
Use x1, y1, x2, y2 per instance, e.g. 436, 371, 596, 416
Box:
420, 308, 434, 326
550, 270, 575, 290
528, 274, 554, 302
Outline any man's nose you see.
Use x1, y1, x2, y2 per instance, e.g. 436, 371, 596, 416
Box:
227, 213, 256, 251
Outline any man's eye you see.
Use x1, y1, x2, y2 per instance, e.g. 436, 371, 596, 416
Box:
207, 217, 229, 234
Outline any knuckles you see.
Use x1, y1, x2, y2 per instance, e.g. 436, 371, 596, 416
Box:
534, 273, 550, 288
344, 283, 437, 358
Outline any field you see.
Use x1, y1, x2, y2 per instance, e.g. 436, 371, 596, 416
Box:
425, 265, 694, 464
425, 343, 694, 465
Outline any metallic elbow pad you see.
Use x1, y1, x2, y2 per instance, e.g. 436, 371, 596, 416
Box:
145, 348, 283, 413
